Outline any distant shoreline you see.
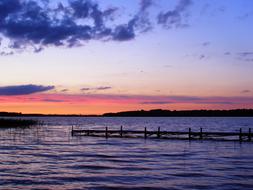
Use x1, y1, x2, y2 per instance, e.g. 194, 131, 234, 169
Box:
1, 109, 253, 117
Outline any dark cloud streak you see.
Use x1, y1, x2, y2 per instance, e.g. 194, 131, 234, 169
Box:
80, 87, 91, 91
241, 90, 251, 94
237, 52, 253, 62
202, 41, 210, 47
0, 84, 54, 96
96, 86, 112, 90
80, 86, 112, 92
141, 101, 172, 105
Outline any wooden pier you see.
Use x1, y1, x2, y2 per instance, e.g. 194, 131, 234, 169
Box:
71, 126, 253, 142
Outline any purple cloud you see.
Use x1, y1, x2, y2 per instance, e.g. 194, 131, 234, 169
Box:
141, 101, 172, 105
80, 88, 91, 91
199, 54, 206, 60
237, 52, 253, 62
241, 90, 251, 94
0, 0, 156, 52
80, 86, 112, 92
61, 89, 69, 92
140, 0, 153, 12
238, 52, 253, 57
157, 0, 193, 28
42, 99, 65, 102
202, 41, 210, 47
0, 0, 196, 54
95, 86, 112, 90
0, 84, 54, 96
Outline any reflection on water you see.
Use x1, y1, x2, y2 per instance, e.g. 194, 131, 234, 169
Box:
0, 117, 253, 190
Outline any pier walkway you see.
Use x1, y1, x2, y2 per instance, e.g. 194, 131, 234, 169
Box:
71, 126, 253, 142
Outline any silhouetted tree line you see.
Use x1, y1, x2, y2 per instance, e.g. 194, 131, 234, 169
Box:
1, 109, 253, 117
0, 112, 23, 116
0, 112, 96, 117
103, 109, 253, 117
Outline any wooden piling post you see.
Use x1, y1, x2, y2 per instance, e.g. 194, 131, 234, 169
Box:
87, 129, 90, 136
106, 127, 108, 138
249, 128, 251, 142
71, 126, 74, 136
200, 128, 203, 140
239, 128, 242, 142
120, 126, 123, 137
157, 127, 161, 138
144, 127, 147, 139
189, 128, 191, 140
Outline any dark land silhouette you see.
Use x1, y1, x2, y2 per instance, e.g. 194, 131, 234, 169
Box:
103, 109, 253, 117
1, 109, 253, 117
0, 112, 97, 117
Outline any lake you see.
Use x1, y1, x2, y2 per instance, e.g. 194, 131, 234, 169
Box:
0, 117, 253, 190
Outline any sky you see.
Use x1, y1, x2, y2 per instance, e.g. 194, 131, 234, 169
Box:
0, 0, 253, 114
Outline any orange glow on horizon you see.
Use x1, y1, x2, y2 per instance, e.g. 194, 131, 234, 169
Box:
0, 93, 252, 114
1, 103, 252, 115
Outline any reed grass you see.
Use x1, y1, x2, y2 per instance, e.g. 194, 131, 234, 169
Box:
0, 118, 39, 128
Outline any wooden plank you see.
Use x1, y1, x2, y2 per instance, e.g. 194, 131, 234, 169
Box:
72, 129, 253, 137
71, 127, 253, 142
239, 128, 242, 142
157, 127, 160, 138
189, 128, 191, 140
200, 128, 203, 140
249, 128, 252, 141
106, 127, 108, 138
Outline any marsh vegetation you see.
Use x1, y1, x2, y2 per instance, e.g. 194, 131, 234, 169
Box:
0, 118, 39, 128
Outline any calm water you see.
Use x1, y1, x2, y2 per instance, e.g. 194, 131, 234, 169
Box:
0, 117, 253, 190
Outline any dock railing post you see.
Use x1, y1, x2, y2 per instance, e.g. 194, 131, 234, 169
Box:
249, 128, 251, 142
120, 126, 123, 137
239, 128, 242, 142
144, 127, 147, 139
200, 128, 203, 140
157, 127, 161, 138
189, 128, 191, 140
106, 127, 108, 138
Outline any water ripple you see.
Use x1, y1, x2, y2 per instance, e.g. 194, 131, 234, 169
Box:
0, 117, 253, 189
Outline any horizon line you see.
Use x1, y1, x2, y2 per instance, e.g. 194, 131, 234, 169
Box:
1, 108, 253, 116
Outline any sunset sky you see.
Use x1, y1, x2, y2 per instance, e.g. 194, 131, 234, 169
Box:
0, 0, 253, 114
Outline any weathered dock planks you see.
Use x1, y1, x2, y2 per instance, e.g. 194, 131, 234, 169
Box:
71, 126, 253, 142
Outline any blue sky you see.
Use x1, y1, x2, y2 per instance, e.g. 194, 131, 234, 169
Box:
0, 0, 252, 114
